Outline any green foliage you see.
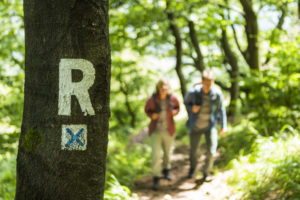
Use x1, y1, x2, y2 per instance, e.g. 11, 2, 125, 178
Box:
0, 0, 24, 159
241, 37, 300, 136
0, 81, 24, 128
218, 120, 258, 168
0, 0, 23, 193
106, 131, 151, 187
0, 131, 19, 154
0, 0, 24, 77
175, 119, 189, 140
104, 174, 132, 200
110, 58, 156, 130
0, 152, 16, 200
228, 133, 300, 199
109, 0, 168, 55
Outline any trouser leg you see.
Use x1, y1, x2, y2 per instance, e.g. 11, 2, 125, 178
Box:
189, 130, 202, 170
150, 132, 162, 177
162, 132, 174, 170
203, 127, 218, 175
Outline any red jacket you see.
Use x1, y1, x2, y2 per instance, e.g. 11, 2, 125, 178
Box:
145, 94, 180, 136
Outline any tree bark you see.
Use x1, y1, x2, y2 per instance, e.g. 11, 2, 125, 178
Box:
239, 0, 260, 70
188, 20, 205, 72
166, 2, 187, 97
298, 0, 300, 19
221, 28, 240, 117
16, 0, 110, 199
230, 23, 247, 61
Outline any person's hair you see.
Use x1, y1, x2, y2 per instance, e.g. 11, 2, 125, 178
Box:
202, 69, 215, 80
155, 79, 171, 95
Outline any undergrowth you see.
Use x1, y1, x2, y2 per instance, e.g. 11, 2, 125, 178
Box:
223, 122, 300, 200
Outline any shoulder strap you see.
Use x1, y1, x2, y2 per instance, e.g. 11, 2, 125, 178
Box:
167, 95, 174, 109
152, 94, 161, 113
194, 90, 203, 105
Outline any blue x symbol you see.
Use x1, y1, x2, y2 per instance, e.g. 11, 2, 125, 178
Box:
65, 128, 85, 147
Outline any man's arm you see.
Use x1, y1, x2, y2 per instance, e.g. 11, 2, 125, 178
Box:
218, 92, 227, 135
184, 91, 194, 115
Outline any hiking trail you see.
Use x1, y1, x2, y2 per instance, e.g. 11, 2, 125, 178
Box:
130, 140, 237, 200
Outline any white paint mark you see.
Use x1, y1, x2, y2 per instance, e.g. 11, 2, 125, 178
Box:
58, 58, 95, 116
61, 124, 87, 150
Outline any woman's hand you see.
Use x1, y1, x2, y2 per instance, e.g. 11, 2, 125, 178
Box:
172, 110, 178, 116
152, 113, 160, 120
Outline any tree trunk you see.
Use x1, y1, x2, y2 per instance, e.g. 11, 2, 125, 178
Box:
298, 0, 300, 19
16, 0, 110, 199
239, 0, 260, 70
166, 1, 187, 97
188, 20, 205, 72
119, 81, 136, 128
221, 28, 240, 117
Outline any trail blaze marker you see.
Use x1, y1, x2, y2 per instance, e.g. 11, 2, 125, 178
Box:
65, 128, 85, 147
61, 124, 87, 150
58, 58, 95, 150
58, 58, 95, 116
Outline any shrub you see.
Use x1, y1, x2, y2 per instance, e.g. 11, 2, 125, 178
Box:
228, 132, 300, 199
104, 174, 132, 200
106, 131, 151, 187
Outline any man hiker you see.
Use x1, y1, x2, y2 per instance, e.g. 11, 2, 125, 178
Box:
184, 70, 227, 181
145, 79, 180, 190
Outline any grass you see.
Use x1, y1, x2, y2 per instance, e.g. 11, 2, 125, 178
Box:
217, 119, 259, 168
226, 131, 300, 200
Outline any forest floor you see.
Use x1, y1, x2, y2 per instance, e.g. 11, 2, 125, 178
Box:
131, 141, 237, 200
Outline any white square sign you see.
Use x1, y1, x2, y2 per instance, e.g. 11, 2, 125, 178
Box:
61, 124, 87, 150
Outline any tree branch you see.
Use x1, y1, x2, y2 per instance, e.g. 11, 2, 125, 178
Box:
166, 0, 187, 97
216, 3, 245, 16
215, 81, 230, 91
263, 4, 287, 65
118, 73, 136, 128
187, 20, 205, 72
239, 0, 260, 70
220, 7, 241, 116
298, 0, 300, 19
222, 0, 247, 66
229, 23, 248, 64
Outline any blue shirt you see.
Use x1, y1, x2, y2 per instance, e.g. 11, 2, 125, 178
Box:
184, 84, 227, 132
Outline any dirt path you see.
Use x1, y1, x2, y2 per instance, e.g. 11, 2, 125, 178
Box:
131, 143, 236, 200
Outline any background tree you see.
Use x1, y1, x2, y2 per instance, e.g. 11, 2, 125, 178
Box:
299, 0, 300, 18
15, 0, 110, 199
166, 0, 186, 97
110, 59, 155, 129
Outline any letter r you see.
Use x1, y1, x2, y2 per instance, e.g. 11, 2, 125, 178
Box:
58, 59, 95, 116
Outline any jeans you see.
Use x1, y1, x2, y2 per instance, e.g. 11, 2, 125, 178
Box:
189, 127, 218, 175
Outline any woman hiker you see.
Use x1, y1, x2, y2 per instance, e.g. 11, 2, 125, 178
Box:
144, 79, 180, 190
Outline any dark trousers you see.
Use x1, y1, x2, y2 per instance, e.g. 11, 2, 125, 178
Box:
189, 127, 218, 175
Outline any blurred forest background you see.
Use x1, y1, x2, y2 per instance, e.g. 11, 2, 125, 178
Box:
1, 0, 300, 199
